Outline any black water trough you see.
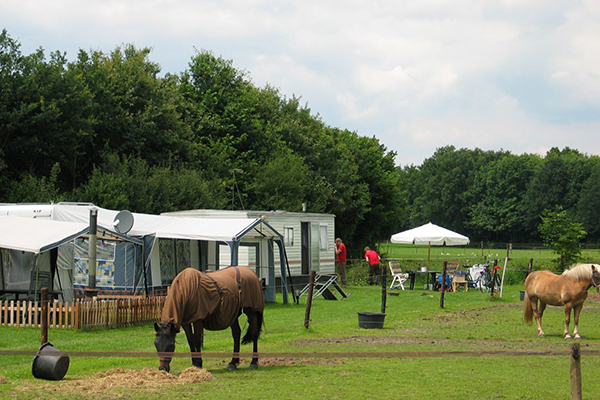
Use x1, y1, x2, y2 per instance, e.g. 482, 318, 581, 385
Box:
357, 312, 386, 329
32, 342, 70, 380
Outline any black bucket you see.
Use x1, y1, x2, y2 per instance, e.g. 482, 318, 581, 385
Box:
32, 342, 70, 380
357, 312, 386, 329
520, 291, 525, 301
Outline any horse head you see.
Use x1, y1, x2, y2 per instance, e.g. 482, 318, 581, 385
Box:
154, 321, 180, 373
591, 265, 600, 290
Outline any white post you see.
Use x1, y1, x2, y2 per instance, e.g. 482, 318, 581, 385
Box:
500, 257, 508, 297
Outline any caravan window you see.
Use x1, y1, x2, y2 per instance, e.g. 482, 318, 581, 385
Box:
284, 227, 294, 246
319, 225, 328, 250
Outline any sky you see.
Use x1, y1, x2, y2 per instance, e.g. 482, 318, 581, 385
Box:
3, 0, 600, 166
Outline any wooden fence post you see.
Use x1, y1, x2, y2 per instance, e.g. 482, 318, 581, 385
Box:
381, 264, 387, 314
41, 288, 48, 344
304, 270, 316, 328
570, 343, 582, 400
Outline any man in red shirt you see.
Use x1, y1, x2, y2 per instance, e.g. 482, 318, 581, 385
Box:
364, 246, 381, 285
335, 238, 347, 286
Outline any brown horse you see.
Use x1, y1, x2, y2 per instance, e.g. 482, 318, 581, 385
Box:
154, 266, 264, 372
523, 264, 600, 339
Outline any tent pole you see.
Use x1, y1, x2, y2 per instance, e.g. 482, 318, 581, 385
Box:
284, 247, 296, 304
87, 209, 98, 296
428, 241, 431, 267
143, 242, 149, 297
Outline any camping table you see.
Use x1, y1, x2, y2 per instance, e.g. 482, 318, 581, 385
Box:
407, 270, 440, 290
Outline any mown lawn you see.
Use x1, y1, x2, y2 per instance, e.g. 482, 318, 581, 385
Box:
2, 285, 600, 399
380, 243, 600, 266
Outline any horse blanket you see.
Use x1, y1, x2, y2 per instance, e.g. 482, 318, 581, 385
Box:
161, 267, 264, 331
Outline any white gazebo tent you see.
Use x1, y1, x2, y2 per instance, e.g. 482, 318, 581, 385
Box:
390, 222, 470, 265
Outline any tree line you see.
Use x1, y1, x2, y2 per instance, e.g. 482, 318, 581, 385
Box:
1, 30, 598, 253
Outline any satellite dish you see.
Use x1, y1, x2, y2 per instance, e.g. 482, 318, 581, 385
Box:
113, 210, 134, 234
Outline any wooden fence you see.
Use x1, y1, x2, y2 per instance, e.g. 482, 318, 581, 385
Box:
0, 296, 165, 329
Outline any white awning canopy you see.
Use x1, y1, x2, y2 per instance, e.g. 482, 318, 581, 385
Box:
390, 222, 470, 246
0, 215, 89, 254
52, 204, 282, 242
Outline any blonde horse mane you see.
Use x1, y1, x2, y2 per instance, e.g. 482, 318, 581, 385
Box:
562, 264, 593, 281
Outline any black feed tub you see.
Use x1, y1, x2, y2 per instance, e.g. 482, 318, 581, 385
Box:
357, 312, 386, 329
32, 342, 69, 380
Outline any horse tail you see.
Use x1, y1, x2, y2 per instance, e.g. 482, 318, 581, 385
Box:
242, 309, 263, 345
523, 291, 533, 325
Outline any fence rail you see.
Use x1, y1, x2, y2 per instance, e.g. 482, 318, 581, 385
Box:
0, 296, 165, 329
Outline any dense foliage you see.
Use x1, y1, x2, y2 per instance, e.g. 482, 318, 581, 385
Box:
1, 31, 599, 251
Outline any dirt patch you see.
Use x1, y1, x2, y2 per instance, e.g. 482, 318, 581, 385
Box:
215, 357, 344, 367
20, 367, 211, 398
0, 375, 7, 384
293, 334, 587, 352
421, 303, 520, 323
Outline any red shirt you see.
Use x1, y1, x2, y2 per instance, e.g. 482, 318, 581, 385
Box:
336, 243, 347, 262
365, 250, 380, 265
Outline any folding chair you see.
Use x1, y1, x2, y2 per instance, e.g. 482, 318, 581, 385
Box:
389, 261, 409, 290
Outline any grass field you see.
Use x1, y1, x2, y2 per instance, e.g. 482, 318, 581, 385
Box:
379, 243, 600, 266
2, 283, 600, 399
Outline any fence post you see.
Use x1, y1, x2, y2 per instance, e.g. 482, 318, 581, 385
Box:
570, 343, 582, 400
41, 288, 48, 344
304, 270, 316, 328
381, 264, 387, 314
440, 261, 447, 308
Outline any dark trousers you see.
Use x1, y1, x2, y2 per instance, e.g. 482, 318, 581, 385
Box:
337, 261, 347, 286
368, 263, 380, 285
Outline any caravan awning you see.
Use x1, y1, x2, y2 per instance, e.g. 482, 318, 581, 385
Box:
52, 205, 282, 242
0, 215, 89, 254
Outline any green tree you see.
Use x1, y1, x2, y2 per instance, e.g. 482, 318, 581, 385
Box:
577, 159, 600, 242
523, 148, 591, 239
71, 45, 191, 168
250, 152, 311, 211
468, 153, 541, 241
538, 207, 587, 269
75, 154, 226, 213
0, 30, 96, 192
407, 146, 504, 237
4, 163, 64, 203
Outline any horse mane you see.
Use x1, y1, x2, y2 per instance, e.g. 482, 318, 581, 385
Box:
562, 264, 593, 281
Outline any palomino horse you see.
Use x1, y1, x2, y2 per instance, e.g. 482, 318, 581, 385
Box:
523, 264, 600, 339
154, 266, 264, 372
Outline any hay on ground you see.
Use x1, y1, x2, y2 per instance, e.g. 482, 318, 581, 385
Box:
20, 367, 212, 398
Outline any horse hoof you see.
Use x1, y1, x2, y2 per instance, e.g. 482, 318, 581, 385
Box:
575, 335, 581, 340
565, 334, 572, 340
227, 363, 238, 371
538, 333, 545, 338
249, 363, 258, 370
